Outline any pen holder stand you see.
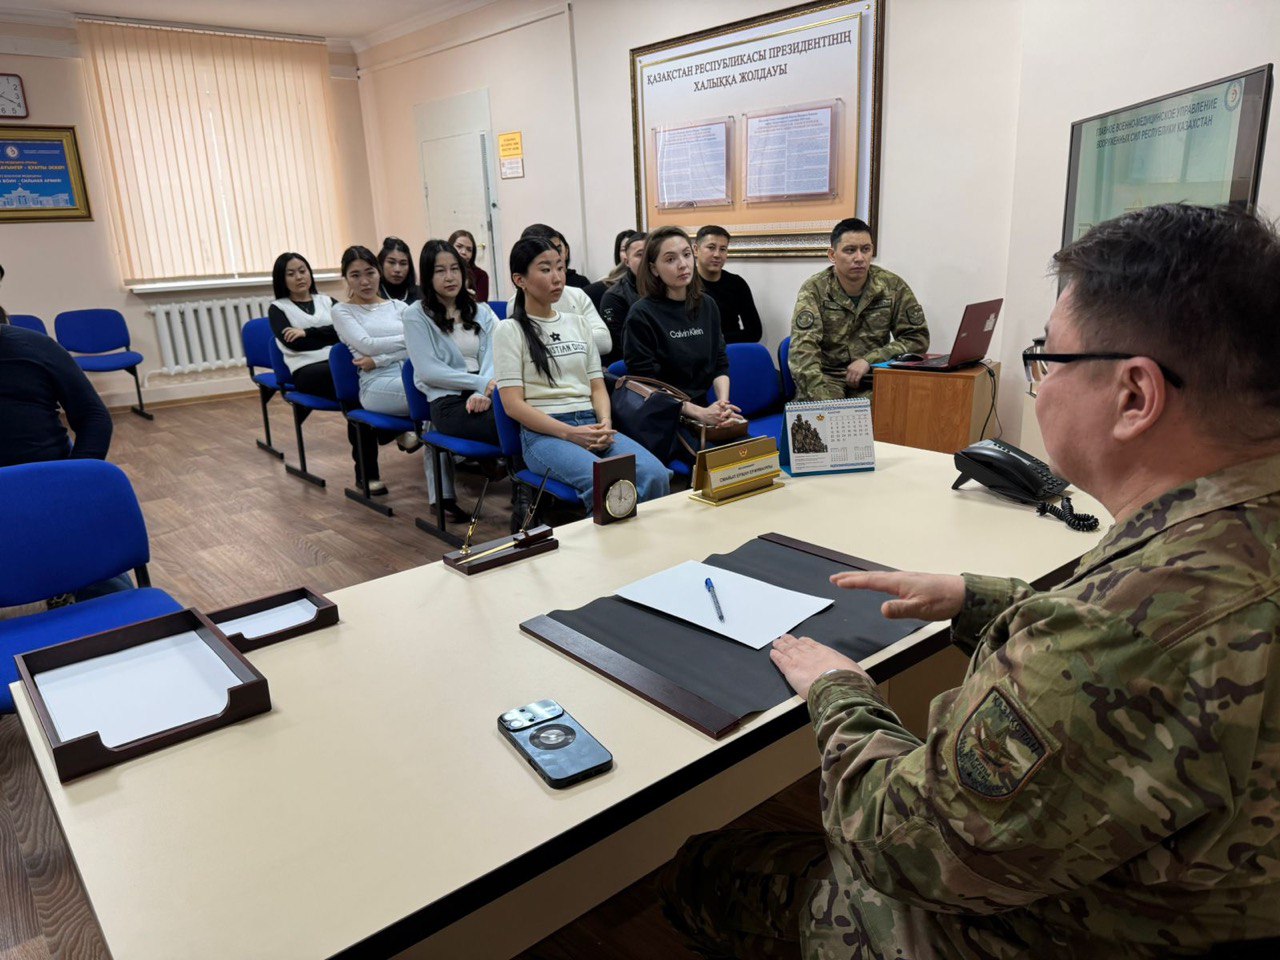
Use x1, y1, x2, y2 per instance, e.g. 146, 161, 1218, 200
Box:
443, 524, 558, 576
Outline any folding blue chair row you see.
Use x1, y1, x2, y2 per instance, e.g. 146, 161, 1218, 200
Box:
265, 336, 341, 488
0, 460, 180, 713
240, 316, 286, 460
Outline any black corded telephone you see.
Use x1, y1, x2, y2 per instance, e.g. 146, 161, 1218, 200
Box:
952, 439, 1066, 504
952, 440, 1098, 531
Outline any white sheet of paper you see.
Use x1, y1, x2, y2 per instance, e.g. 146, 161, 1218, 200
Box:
615, 560, 832, 650
35, 631, 241, 749
216, 597, 319, 640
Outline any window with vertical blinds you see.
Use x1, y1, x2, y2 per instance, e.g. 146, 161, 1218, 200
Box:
78, 19, 345, 285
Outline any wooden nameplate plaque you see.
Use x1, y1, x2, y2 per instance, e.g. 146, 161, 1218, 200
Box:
443, 524, 558, 575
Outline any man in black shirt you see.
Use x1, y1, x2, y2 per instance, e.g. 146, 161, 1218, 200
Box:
599, 231, 646, 365
0, 318, 113, 467
695, 225, 763, 343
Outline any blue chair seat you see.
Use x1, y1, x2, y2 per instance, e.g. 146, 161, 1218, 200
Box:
348, 409, 414, 433
252, 370, 279, 390
513, 468, 580, 504
669, 459, 692, 478
282, 391, 341, 413
74, 350, 145, 372
423, 432, 503, 459
0, 588, 182, 712
747, 412, 785, 447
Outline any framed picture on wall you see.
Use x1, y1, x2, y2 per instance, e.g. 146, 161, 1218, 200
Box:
0, 125, 92, 223
630, 0, 883, 257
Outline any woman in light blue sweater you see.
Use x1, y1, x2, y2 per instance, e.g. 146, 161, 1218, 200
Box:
403, 240, 502, 518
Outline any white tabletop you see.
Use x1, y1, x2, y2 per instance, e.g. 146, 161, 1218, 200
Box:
12, 443, 1107, 960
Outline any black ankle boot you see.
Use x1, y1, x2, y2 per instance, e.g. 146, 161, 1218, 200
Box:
440, 498, 470, 523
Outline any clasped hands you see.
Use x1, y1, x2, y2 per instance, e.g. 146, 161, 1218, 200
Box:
770, 571, 966, 699
566, 419, 615, 452
687, 398, 744, 427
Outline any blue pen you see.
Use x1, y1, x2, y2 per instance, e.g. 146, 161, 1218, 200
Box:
704, 577, 725, 622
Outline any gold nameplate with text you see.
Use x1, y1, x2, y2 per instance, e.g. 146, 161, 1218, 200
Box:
690, 437, 783, 506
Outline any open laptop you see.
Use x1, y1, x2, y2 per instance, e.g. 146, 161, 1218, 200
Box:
888, 298, 1003, 371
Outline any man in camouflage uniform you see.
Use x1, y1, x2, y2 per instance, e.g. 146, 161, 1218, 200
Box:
788, 218, 929, 400
662, 203, 1280, 958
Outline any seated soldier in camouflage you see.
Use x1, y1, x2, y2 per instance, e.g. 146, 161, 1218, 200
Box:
662, 204, 1280, 958
788, 217, 929, 400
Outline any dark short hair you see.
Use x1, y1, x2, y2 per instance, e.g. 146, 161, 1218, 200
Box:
830, 218, 874, 248
695, 225, 731, 245
271, 251, 319, 300
1052, 203, 1280, 440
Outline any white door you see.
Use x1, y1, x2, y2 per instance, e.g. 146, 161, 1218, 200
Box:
420, 131, 500, 299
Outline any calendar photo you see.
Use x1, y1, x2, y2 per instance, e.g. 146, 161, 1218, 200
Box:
785, 398, 875, 474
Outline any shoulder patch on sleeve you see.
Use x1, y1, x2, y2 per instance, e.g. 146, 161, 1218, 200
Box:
955, 687, 1049, 800
795, 310, 817, 330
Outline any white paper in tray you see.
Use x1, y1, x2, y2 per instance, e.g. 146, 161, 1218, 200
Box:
216, 597, 319, 640
614, 560, 833, 650
35, 631, 241, 749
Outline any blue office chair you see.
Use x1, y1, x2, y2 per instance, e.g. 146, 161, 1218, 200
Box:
491, 389, 581, 530
54, 308, 152, 420
8, 314, 47, 334
778, 337, 796, 401
401, 359, 504, 546
330, 342, 414, 517
240, 317, 284, 460
718, 343, 785, 447
607, 359, 627, 377
268, 337, 341, 488
0, 460, 182, 713
487, 300, 508, 320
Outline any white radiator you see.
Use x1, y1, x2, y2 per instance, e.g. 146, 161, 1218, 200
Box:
150, 296, 273, 375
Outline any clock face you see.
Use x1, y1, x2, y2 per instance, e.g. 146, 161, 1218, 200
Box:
604, 478, 638, 518
0, 75, 27, 118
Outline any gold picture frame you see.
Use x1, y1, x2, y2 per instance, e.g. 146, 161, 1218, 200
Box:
0, 125, 92, 222
630, 0, 883, 257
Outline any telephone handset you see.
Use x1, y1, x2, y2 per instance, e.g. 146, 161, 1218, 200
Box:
952, 439, 1068, 505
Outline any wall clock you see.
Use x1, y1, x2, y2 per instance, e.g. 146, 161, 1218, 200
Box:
0, 74, 28, 119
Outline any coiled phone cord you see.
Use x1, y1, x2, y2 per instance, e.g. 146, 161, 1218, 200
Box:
1037, 496, 1100, 532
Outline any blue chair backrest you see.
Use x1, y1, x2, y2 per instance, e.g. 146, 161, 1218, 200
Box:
267, 337, 296, 391
55, 308, 130, 354
328, 342, 361, 409
8, 314, 47, 334
779, 337, 795, 401
0, 460, 150, 606
607, 359, 627, 377
490, 389, 522, 459
241, 317, 274, 372
400, 359, 432, 424
724, 343, 782, 419
488, 300, 507, 320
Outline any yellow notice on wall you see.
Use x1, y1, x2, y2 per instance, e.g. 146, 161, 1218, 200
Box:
497, 132, 523, 159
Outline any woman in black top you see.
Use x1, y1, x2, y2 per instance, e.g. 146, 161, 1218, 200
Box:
378, 236, 421, 304
267, 251, 386, 491
449, 229, 489, 302
624, 226, 741, 459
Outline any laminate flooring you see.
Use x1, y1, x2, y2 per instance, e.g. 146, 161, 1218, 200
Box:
0, 395, 823, 960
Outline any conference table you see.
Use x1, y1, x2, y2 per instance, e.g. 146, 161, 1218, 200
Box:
11, 442, 1107, 960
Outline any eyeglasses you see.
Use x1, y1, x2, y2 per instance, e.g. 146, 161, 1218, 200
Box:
1023, 338, 1184, 398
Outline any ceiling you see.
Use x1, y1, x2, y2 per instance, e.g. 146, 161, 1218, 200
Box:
1, 0, 497, 46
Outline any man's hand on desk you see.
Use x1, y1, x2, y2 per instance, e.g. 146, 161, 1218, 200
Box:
830, 570, 966, 622
844, 358, 871, 386
770, 634, 867, 699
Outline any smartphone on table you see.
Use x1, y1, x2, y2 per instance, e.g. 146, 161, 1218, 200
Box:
498, 699, 613, 789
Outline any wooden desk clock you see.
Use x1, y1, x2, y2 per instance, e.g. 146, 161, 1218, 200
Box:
593, 454, 637, 524
690, 437, 783, 506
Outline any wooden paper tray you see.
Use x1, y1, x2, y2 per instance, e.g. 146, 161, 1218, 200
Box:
206, 586, 337, 653
16, 609, 271, 782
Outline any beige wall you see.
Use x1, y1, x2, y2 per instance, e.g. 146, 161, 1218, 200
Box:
358, 0, 1023, 365
994, 0, 1280, 442
0, 25, 374, 408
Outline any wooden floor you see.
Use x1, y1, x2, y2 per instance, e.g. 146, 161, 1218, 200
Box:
0, 395, 823, 960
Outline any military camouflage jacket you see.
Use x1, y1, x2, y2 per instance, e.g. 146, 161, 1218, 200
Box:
805, 452, 1280, 958
788, 265, 929, 401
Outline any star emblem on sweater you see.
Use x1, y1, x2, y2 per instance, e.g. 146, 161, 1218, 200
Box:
550, 333, 562, 342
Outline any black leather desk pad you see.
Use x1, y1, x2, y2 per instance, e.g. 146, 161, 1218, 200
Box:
520, 534, 924, 737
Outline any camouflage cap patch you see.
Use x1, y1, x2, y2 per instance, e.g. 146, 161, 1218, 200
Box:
795, 310, 817, 330
955, 687, 1048, 799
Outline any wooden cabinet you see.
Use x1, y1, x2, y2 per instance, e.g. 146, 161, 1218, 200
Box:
871, 362, 999, 453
